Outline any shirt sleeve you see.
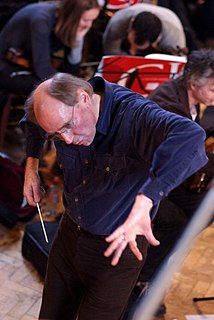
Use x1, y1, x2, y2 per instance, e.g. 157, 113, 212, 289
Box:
30, 15, 56, 79
132, 101, 208, 203
67, 39, 83, 65
19, 115, 46, 159
159, 19, 186, 51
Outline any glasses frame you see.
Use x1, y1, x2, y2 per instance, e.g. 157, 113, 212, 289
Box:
46, 104, 77, 141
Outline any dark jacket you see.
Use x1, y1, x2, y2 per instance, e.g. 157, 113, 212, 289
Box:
148, 75, 214, 187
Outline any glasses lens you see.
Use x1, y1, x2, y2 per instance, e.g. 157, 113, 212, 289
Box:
45, 105, 76, 141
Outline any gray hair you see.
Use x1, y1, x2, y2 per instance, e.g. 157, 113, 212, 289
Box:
183, 49, 214, 87
24, 73, 94, 124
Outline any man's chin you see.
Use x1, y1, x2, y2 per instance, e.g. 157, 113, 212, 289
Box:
82, 140, 93, 146
73, 139, 92, 146
73, 133, 95, 146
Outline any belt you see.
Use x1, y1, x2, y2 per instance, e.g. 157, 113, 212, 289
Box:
76, 224, 107, 239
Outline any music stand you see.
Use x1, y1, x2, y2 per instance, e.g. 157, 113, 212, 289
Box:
95, 55, 186, 96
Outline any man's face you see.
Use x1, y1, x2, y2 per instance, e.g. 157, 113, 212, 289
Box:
191, 78, 214, 106
127, 30, 150, 55
34, 86, 97, 146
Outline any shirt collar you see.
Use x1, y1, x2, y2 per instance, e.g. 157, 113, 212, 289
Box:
88, 76, 114, 135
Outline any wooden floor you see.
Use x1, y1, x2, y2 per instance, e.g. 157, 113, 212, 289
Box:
0, 222, 43, 320
0, 127, 213, 320
162, 223, 214, 320
0, 220, 213, 320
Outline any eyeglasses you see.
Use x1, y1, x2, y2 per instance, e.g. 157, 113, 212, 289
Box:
46, 105, 76, 141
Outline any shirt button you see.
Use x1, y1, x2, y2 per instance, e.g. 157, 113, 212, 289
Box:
82, 180, 86, 185
159, 191, 164, 197
84, 160, 89, 164
74, 197, 79, 203
78, 216, 81, 220
105, 166, 110, 172
59, 163, 63, 169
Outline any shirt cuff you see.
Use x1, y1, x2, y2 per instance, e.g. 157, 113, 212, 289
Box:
138, 176, 169, 204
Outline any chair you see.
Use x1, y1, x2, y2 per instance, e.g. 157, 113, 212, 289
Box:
95, 54, 186, 96
0, 93, 26, 148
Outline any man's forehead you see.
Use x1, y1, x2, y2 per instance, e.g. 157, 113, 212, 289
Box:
34, 81, 60, 115
34, 81, 57, 108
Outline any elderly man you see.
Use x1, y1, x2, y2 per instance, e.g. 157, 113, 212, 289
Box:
20, 72, 207, 320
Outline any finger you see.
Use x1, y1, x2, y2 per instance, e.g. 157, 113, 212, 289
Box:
110, 240, 127, 266
105, 226, 125, 242
129, 241, 143, 261
25, 186, 44, 207
104, 237, 124, 257
24, 187, 36, 206
144, 228, 160, 246
33, 185, 45, 204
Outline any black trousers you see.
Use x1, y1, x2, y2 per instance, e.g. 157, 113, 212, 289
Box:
123, 186, 208, 320
139, 186, 207, 283
0, 62, 39, 96
0, 62, 40, 119
39, 213, 148, 320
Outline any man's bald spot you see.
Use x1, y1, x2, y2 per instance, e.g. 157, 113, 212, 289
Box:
33, 79, 52, 116
33, 78, 76, 135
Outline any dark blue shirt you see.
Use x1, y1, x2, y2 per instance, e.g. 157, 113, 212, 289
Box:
20, 77, 208, 235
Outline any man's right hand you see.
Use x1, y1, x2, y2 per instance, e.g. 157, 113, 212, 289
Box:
24, 157, 44, 206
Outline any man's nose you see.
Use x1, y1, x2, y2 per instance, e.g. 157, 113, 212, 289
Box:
60, 132, 74, 144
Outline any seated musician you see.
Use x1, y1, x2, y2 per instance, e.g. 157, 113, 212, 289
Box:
0, 0, 100, 110
102, 3, 187, 56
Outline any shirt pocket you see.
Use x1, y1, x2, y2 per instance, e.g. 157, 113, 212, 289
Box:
92, 155, 130, 193
56, 149, 82, 191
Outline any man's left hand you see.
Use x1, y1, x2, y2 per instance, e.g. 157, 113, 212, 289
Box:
104, 194, 160, 266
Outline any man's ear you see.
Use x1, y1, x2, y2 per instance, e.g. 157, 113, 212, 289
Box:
77, 89, 87, 103
189, 81, 197, 91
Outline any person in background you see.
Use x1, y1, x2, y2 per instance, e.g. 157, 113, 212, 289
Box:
102, 3, 187, 56
124, 48, 214, 319
0, 0, 100, 109
20, 71, 207, 319
84, 0, 141, 63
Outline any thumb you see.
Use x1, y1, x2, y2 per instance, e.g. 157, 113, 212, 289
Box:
145, 228, 160, 246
